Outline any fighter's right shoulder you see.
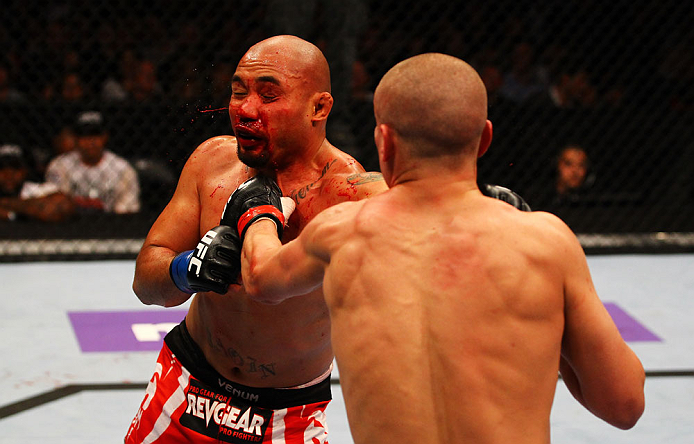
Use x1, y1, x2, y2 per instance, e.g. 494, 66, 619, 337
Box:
302, 199, 367, 250
185, 135, 239, 168
531, 210, 575, 235
521, 210, 585, 261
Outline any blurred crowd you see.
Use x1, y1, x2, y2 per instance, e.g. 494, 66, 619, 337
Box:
1, 0, 692, 223
2, 0, 690, 110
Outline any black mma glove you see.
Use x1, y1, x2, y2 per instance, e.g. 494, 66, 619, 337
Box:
169, 225, 241, 294
221, 175, 286, 240
482, 184, 532, 212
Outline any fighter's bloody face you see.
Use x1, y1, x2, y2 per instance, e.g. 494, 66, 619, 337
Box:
229, 59, 313, 170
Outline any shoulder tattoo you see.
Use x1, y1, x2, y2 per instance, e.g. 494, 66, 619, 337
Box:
346, 172, 384, 185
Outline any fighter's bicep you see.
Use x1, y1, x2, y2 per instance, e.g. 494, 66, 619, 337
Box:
142, 151, 204, 252
278, 235, 328, 295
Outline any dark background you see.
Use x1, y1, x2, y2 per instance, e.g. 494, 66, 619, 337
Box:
1, 0, 692, 254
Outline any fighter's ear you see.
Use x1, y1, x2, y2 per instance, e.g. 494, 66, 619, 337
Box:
311, 92, 333, 123
477, 120, 493, 158
374, 123, 396, 186
375, 123, 395, 163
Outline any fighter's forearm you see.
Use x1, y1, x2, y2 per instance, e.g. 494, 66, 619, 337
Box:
241, 220, 288, 304
559, 356, 586, 407
560, 351, 644, 430
242, 219, 326, 304
133, 245, 195, 307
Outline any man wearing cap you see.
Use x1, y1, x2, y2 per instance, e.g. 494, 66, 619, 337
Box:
0, 143, 74, 222
45, 110, 141, 214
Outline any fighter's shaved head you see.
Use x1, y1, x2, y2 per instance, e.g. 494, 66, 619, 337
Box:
242, 35, 331, 94
374, 53, 488, 157
231, 35, 334, 169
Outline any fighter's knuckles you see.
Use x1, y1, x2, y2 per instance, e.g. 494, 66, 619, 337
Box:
221, 175, 286, 238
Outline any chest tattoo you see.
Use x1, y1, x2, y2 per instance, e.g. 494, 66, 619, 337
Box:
288, 159, 337, 203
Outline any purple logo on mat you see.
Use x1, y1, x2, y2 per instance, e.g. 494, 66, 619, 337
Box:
604, 302, 661, 342
68, 310, 188, 352
68, 302, 658, 353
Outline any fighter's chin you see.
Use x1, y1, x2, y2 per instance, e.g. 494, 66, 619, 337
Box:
237, 145, 271, 169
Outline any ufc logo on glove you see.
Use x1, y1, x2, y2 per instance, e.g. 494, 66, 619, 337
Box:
190, 230, 218, 277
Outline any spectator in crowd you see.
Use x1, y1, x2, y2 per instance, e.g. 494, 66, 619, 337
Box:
554, 144, 593, 202
45, 111, 140, 214
528, 144, 594, 210
499, 41, 548, 103
478, 63, 511, 111
470, 49, 515, 112
29, 125, 78, 180
60, 71, 87, 102
530, 67, 598, 109
0, 143, 74, 222
102, 53, 164, 103
168, 59, 206, 102
129, 59, 164, 102
52, 125, 77, 157
41, 70, 89, 103
101, 49, 139, 102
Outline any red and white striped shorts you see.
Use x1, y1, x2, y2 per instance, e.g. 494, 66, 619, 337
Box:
125, 322, 332, 444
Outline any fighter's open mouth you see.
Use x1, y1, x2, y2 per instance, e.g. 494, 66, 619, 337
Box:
235, 127, 263, 142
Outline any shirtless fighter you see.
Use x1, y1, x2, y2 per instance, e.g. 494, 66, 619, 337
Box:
125, 35, 387, 443
235, 53, 645, 444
